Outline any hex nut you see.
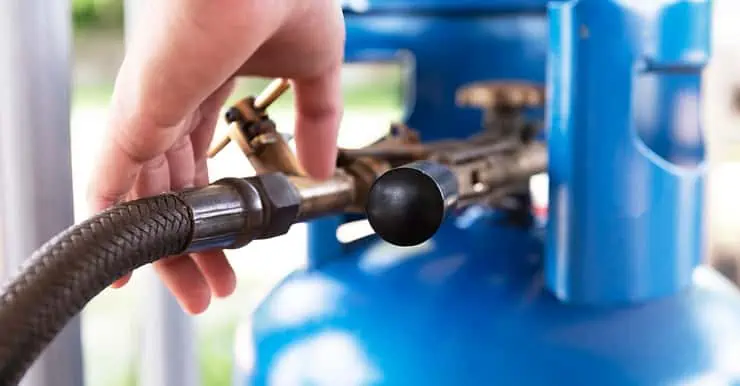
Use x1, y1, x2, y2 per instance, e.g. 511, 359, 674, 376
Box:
249, 173, 301, 239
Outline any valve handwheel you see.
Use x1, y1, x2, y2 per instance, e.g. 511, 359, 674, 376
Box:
455, 80, 545, 111
456, 81, 545, 140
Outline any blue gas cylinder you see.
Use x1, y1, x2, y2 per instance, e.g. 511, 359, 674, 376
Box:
234, 1, 740, 385
342, 0, 548, 141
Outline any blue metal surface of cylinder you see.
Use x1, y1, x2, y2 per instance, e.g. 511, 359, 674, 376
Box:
234, 1, 740, 385
236, 219, 740, 385
546, 0, 710, 305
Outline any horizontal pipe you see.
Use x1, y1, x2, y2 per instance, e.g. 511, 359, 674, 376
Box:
292, 175, 357, 222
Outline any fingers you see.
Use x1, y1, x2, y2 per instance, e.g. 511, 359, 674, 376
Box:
99, 74, 235, 304
87, 134, 145, 213
131, 155, 170, 197
122, 144, 214, 316
191, 80, 236, 163
108, 155, 171, 290
191, 250, 237, 298
111, 274, 132, 289
152, 124, 216, 313
165, 135, 196, 190
292, 67, 343, 179
154, 255, 212, 315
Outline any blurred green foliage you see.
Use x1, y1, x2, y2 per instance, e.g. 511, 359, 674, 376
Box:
75, 77, 403, 111
73, 0, 124, 30
198, 320, 238, 386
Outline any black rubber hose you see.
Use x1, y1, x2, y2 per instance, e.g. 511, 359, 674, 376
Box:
0, 194, 194, 385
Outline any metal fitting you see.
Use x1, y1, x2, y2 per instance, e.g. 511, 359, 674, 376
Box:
180, 178, 265, 252
248, 173, 302, 239
477, 142, 547, 187
181, 173, 306, 251
291, 173, 356, 222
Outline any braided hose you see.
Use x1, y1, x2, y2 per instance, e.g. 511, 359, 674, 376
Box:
0, 143, 547, 383
0, 194, 194, 385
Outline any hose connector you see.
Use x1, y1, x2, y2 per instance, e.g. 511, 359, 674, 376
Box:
180, 173, 302, 252
179, 178, 264, 252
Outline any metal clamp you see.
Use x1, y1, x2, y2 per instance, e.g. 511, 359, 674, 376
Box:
207, 78, 305, 176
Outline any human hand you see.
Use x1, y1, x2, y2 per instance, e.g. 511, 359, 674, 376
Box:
87, 0, 345, 314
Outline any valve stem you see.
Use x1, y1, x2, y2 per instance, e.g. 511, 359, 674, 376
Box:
207, 78, 291, 159
254, 78, 291, 110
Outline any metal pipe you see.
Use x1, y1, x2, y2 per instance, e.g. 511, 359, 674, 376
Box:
291, 175, 357, 221
477, 142, 547, 188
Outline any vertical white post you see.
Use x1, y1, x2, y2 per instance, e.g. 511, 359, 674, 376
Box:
0, 1, 85, 385
123, 1, 201, 385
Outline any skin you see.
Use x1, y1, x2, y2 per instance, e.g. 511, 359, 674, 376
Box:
87, 0, 345, 315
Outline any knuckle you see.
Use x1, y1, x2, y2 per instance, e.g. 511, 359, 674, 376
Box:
168, 135, 192, 155
85, 182, 123, 210
112, 131, 151, 165
143, 154, 168, 171
109, 82, 187, 165
193, 163, 209, 185
109, 108, 187, 166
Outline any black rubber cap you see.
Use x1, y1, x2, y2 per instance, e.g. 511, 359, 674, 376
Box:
366, 162, 457, 247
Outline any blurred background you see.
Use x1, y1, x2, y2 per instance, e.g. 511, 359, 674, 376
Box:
6, 0, 740, 385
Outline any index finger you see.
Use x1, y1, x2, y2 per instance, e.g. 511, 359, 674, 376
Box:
292, 66, 343, 180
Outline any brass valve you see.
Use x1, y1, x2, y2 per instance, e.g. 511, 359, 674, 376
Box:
206, 78, 389, 218
456, 81, 546, 140
456, 81, 545, 111
205, 77, 548, 247
207, 78, 306, 177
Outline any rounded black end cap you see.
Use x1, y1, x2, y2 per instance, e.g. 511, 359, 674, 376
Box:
366, 166, 448, 247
